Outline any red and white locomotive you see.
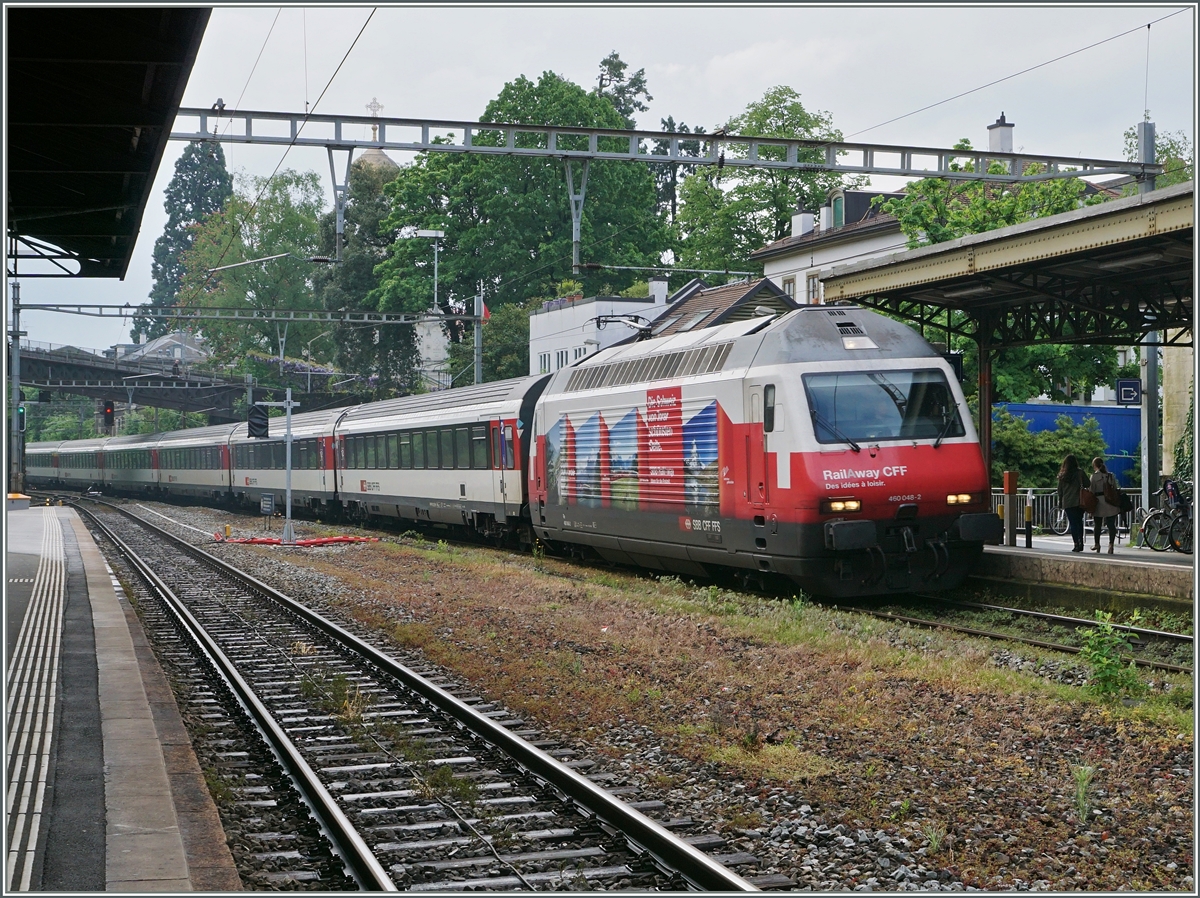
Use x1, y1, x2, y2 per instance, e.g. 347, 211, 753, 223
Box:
26, 304, 999, 597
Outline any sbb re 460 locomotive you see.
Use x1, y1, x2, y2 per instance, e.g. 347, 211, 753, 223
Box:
26, 305, 1000, 598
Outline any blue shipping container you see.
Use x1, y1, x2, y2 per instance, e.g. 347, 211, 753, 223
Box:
996, 403, 1141, 486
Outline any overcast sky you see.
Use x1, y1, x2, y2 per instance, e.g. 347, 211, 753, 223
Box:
16, 2, 1197, 350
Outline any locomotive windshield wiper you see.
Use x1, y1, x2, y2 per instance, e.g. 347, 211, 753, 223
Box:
933, 410, 959, 449
811, 409, 860, 452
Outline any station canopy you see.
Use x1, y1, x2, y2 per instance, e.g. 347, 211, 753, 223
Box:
6, 7, 210, 278
817, 181, 1194, 349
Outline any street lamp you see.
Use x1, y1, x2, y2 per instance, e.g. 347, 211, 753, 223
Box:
413, 230, 445, 311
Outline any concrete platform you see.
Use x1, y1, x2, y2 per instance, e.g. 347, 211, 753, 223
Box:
5, 504, 241, 891
975, 531, 1194, 610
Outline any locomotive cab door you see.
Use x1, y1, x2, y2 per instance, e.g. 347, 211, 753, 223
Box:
745, 384, 769, 508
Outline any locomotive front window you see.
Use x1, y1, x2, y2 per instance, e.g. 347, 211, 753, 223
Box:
803, 370, 964, 444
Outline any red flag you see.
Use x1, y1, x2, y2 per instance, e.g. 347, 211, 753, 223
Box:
482, 302, 491, 321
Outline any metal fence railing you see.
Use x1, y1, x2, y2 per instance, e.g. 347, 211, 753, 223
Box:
990, 488, 1140, 535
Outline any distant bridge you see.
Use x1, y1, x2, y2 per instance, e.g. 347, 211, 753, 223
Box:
12, 342, 365, 423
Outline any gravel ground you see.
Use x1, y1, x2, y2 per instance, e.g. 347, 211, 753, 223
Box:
122, 501, 1194, 891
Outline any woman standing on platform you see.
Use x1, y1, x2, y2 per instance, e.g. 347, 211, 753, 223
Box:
1057, 454, 1089, 552
1090, 457, 1121, 554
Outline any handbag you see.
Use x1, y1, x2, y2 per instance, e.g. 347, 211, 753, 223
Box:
1103, 473, 1121, 506
1080, 483, 1097, 514
1119, 491, 1134, 514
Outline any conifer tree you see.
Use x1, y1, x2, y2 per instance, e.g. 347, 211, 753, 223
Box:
132, 141, 233, 342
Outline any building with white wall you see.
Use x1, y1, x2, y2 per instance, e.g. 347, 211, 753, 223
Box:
528, 277, 696, 375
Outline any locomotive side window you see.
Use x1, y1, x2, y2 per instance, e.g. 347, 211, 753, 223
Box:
803, 370, 964, 444
764, 384, 776, 433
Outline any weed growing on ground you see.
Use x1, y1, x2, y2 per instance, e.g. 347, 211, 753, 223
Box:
1071, 764, 1097, 822
202, 767, 234, 803
921, 819, 947, 854
1077, 611, 1145, 700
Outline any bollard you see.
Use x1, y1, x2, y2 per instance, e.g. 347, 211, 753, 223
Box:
225, 523, 232, 539
1025, 502, 1033, 548
1002, 471, 1019, 547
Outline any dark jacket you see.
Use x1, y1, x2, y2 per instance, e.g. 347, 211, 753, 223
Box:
1057, 470, 1087, 508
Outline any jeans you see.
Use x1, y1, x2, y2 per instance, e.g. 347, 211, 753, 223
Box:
1065, 506, 1085, 547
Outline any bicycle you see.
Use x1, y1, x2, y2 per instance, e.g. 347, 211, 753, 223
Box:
1169, 505, 1193, 554
1138, 480, 1191, 552
1050, 506, 1069, 535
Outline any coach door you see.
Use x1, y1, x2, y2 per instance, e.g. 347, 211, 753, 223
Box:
490, 421, 508, 522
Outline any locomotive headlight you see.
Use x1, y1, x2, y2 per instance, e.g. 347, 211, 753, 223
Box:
946, 493, 974, 505
822, 498, 861, 513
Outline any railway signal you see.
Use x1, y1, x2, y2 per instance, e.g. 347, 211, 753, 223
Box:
248, 404, 270, 439
103, 401, 115, 428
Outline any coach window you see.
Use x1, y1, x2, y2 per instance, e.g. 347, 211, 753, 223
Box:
471, 425, 488, 469
411, 432, 425, 469
440, 429, 454, 470
764, 384, 777, 432
399, 432, 413, 468
455, 427, 470, 469
424, 430, 438, 469
503, 425, 517, 469
365, 435, 377, 469
387, 433, 399, 469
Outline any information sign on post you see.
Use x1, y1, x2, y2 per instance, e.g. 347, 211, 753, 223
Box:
1115, 378, 1142, 405
260, 493, 275, 516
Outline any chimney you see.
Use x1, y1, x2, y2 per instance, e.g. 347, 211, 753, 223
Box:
649, 276, 669, 305
818, 205, 832, 232
791, 209, 815, 237
988, 112, 1014, 154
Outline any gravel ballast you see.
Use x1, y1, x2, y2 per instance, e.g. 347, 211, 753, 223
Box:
116, 501, 1194, 891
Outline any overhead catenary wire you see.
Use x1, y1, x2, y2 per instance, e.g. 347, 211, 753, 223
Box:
183, 7, 377, 306
842, 8, 1189, 142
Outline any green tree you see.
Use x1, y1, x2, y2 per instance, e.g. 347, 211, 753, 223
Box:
595, 51, 652, 127
311, 159, 417, 396
675, 86, 859, 272
445, 299, 534, 385
879, 142, 1120, 403
1122, 120, 1193, 189
876, 139, 1105, 250
371, 70, 668, 363
990, 410, 1107, 487
176, 170, 327, 371
652, 116, 703, 225
133, 142, 233, 342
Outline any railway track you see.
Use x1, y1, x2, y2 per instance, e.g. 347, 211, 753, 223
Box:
855, 594, 1193, 676
75, 499, 774, 891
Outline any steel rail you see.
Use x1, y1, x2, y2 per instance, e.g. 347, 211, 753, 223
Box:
849, 606, 1192, 675
76, 503, 398, 891
918, 596, 1193, 644
92, 499, 758, 892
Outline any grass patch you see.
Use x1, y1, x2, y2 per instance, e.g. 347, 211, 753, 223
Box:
707, 742, 841, 784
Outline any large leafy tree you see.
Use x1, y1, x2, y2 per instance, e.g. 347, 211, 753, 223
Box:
876, 142, 1120, 404
990, 410, 1108, 487
875, 139, 1106, 249
371, 70, 668, 373
311, 159, 417, 396
133, 141, 233, 342
675, 86, 859, 272
175, 170, 327, 369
